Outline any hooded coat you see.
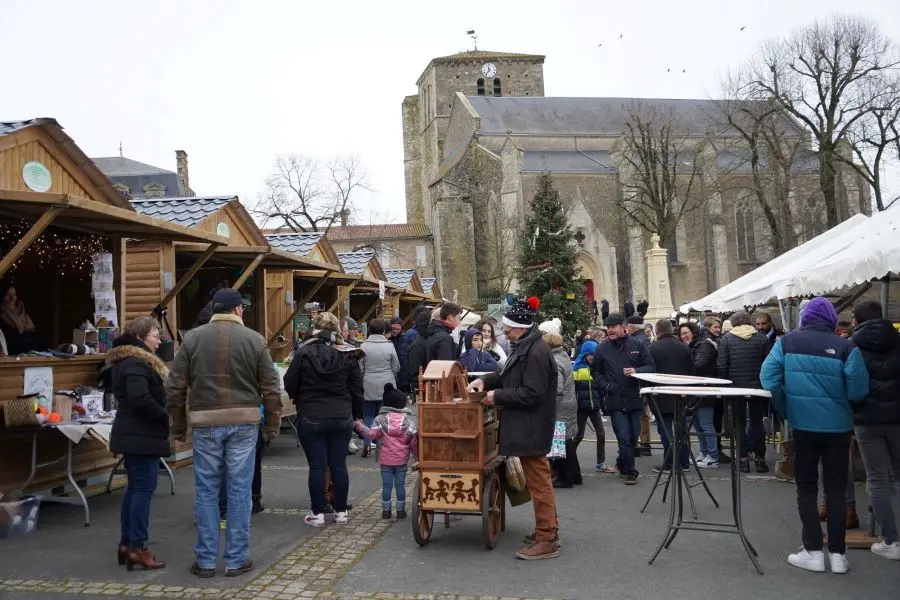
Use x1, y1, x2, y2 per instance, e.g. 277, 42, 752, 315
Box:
649, 333, 693, 413
425, 320, 458, 363
550, 345, 577, 438
481, 327, 558, 457
355, 405, 418, 466
360, 334, 400, 401
716, 324, 770, 389
850, 318, 900, 425
284, 330, 364, 420
459, 329, 500, 373
406, 310, 432, 390
573, 340, 602, 411
689, 334, 719, 407
108, 334, 171, 457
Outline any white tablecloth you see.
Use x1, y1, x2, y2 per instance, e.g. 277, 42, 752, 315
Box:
50, 422, 113, 445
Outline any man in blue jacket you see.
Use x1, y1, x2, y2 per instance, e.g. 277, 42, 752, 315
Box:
590, 313, 655, 485
761, 296, 869, 575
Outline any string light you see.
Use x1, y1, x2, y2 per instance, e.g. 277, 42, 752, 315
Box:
0, 220, 106, 278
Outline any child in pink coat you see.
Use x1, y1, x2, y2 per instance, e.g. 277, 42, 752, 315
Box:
354, 383, 418, 519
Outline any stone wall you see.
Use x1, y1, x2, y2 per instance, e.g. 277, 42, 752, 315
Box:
432, 190, 478, 304
402, 95, 424, 223
431, 58, 545, 115
330, 237, 435, 279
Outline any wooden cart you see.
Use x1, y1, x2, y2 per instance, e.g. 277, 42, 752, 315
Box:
413, 361, 506, 549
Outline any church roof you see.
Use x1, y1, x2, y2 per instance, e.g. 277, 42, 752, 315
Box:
467, 96, 759, 137
326, 223, 431, 241
522, 150, 617, 173
431, 50, 545, 64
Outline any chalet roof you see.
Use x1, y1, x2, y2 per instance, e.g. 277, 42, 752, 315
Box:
131, 196, 233, 228
466, 96, 786, 138
420, 277, 436, 295
265, 232, 324, 256
0, 120, 40, 136
337, 250, 376, 275
384, 268, 416, 289
522, 150, 617, 173
326, 223, 431, 241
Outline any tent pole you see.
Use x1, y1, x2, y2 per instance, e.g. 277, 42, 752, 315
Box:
778, 299, 790, 333
880, 276, 890, 319
834, 282, 872, 314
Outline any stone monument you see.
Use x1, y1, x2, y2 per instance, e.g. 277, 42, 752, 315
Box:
644, 234, 675, 323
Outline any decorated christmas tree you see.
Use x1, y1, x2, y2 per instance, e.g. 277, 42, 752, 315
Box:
514, 173, 592, 334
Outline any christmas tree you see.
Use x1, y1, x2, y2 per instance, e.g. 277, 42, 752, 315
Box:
514, 173, 592, 334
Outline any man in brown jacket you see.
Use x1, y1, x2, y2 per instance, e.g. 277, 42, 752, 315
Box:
167, 288, 281, 579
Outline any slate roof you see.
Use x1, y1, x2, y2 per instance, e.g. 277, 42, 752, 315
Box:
326, 224, 431, 241
421, 277, 436, 295
337, 251, 376, 275
466, 97, 786, 137
131, 196, 234, 228
716, 148, 819, 174
522, 150, 617, 173
0, 119, 47, 137
93, 156, 186, 198
265, 232, 324, 256
432, 50, 545, 63
384, 269, 416, 289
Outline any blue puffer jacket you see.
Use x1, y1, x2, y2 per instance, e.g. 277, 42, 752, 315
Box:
761, 323, 869, 433
573, 341, 602, 411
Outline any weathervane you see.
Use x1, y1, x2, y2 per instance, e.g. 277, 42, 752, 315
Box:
466, 29, 477, 51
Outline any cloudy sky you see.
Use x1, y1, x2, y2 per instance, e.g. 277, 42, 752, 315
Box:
2, 0, 898, 222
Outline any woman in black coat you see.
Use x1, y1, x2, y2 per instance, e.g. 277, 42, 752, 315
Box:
107, 317, 169, 571
679, 322, 720, 468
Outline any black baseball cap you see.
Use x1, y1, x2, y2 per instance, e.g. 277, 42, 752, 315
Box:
212, 288, 251, 311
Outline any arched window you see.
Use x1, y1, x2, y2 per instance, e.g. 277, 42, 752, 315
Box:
476, 78, 485, 96
735, 196, 756, 263
493, 77, 502, 96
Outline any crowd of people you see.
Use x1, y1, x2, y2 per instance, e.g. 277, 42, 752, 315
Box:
102, 285, 900, 574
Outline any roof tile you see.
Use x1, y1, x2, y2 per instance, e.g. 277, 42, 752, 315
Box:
383, 269, 415, 289
0, 119, 45, 137
337, 251, 376, 275
325, 223, 431, 241
265, 232, 324, 256
420, 277, 436, 295
131, 196, 234, 228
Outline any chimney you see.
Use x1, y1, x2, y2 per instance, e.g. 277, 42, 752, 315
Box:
340, 209, 350, 227
175, 150, 191, 197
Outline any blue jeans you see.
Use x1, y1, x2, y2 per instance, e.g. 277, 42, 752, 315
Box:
192, 424, 258, 570
381, 465, 407, 511
119, 455, 159, 548
692, 406, 718, 462
299, 416, 353, 514
362, 401, 382, 449
610, 410, 643, 476
656, 412, 691, 469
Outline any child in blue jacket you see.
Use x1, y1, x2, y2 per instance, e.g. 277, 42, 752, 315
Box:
572, 341, 615, 473
459, 329, 499, 373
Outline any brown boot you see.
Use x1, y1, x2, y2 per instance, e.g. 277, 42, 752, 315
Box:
819, 505, 828, 521
126, 548, 165, 571
846, 506, 860, 530
515, 540, 559, 560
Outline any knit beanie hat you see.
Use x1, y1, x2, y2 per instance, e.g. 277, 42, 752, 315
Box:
383, 383, 406, 409
502, 296, 539, 329
538, 318, 561, 337
801, 296, 838, 330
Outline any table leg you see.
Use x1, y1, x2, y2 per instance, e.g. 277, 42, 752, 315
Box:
64, 439, 90, 527
107, 455, 124, 494
684, 409, 719, 509
731, 400, 762, 573
160, 458, 176, 495
23, 433, 38, 491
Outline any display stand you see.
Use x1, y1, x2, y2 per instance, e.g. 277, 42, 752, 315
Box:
640, 386, 771, 575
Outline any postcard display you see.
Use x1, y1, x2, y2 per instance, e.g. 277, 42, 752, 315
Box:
91, 253, 119, 351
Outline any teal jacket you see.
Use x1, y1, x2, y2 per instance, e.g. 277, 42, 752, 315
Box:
761, 324, 869, 433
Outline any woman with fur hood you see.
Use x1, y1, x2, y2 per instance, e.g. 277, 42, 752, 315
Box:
107, 317, 170, 571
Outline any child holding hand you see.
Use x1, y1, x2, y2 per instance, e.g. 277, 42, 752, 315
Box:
354, 383, 418, 519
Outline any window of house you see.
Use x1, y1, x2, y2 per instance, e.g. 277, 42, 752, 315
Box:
493, 78, 502, 96
416, 245, 427, 267
476, 78, 485, 96
735, 196, 756, 263
380, 248, 391, 268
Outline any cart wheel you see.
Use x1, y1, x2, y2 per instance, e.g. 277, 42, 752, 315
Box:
482, 469, 503, 549
412, 477, 433, 546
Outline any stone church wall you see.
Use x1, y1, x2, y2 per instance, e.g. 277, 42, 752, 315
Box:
402, 95, 424, 223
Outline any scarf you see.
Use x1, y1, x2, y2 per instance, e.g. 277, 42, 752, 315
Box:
0, 300, 35, 334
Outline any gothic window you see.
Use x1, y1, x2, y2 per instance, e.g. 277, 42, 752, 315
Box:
476, 78, 485, 96
493, 78, 502, 96
735, 196, 756, 263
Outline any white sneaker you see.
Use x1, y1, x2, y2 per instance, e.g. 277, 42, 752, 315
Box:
601, 416, 609, 423
348, 440, 360, 454
829, 552, 849, 574
696, 453, 708, 464
334, 511, 349, 525
871, 540, 900, 560
304, 512, 325, 528
698, 457, 719, 469
787, 548, 825, 572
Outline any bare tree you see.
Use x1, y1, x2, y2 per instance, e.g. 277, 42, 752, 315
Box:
253, 153, 371, 233
614, 103, 705, 254
487, 198, 519, 294
747, 14, 900, 225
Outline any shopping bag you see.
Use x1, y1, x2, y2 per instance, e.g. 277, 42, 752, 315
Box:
547, 421, 567, 459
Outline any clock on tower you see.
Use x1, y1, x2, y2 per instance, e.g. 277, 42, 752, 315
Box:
481, 62, 497, 78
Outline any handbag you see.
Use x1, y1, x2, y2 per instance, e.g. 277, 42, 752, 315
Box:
546, 421, 567, 459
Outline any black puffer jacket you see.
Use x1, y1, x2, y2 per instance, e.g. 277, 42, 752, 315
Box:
716, 326, 769, 390
108, 335, 171, 457
851, 319, 900, 425
649, 334, 693, 413
284, 331, 364, 420
406, 310, 432, 390
482, 327, 557, 457
425, 320, 457, 363
690, 335, 719, 408
590, 334, 656, 412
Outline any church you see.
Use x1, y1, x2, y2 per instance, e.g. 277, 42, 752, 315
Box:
401, 50, 869, 311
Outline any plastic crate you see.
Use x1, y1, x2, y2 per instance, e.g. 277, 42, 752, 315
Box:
0, 495, 41, 539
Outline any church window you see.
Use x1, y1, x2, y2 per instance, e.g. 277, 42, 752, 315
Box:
735, 196, 756, 263
476, 78, 485, 96
380, 248, 391, 268
416, 245, 427, 267
493, 78, 502, 96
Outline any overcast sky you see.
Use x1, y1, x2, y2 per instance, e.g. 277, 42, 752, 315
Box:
2, 0, 898, 222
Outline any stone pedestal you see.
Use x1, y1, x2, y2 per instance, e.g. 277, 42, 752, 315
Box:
644, 234, 675, 323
